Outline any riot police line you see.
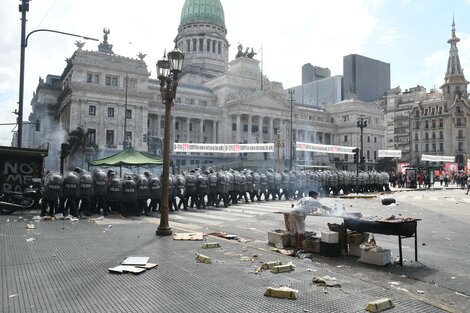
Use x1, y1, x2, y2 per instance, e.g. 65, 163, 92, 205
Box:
40, 167, 391, 218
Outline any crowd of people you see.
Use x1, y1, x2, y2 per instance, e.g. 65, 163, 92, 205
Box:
389, 170, 469, 190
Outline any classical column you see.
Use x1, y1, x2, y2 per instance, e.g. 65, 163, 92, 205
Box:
212, 120, 217, 143
236, 114, 241, 143
247, 114, 252, 143
200, 119, 204, 142
269, 117, 274, 142
186, 117, 191, 142
156, 115, 162, 137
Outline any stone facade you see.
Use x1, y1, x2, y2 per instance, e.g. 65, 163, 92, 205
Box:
381, 20, 469, 169
25, 0, 385, 172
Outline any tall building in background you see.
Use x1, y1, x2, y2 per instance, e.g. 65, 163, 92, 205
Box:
302, 63, 331, 84
290, 75, 343, 108
343, 54, 390, 102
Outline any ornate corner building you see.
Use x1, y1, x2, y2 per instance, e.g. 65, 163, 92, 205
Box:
25, 0, 385, 172
381, 19, 469, 168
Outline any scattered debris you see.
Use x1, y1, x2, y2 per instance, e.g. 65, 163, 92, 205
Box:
312, 276, 341, 288
109, 256, 157, 274
261, 261, 283, 270
25, 224, 35, 229
295, 251, 315, 259
365, 298, 394, 312
26, 238, 35, 242
201, 242, 220, 249
122, 257, 149, 265
9, 294, 19, 298
109, 265, 146, 274
264, 287, 298, 299
455, 292, 469, 298
269, 246, 296, 256
416, 290, 425, 294
240, 256, 254, 262
271, 263, 295, 273
195, 254, 212, 264
173, 232, 204, 241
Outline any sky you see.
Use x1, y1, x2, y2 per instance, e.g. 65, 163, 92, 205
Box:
0, 0, 469, 146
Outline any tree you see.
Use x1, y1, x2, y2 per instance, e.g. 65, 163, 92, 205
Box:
64, 127, 98, 168
66, 127, 98, 156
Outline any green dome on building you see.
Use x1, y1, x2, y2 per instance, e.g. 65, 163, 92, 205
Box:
180, 0, 225, 28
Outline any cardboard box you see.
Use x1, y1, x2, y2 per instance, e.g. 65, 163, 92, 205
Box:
268, 229, 291, 248
302, 237, 321, 253
348, 244, 363, 257
320, 242, 341, 257
321, 231, 339, 244
359, 249, 391, 266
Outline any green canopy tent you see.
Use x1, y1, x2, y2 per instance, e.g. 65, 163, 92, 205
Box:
88, 147, 163, 176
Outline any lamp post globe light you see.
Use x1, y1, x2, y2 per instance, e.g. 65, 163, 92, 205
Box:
155, 47, 184, 236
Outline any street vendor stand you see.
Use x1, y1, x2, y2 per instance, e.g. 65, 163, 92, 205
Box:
282, 212, 420, 266
342, 217, 421, 266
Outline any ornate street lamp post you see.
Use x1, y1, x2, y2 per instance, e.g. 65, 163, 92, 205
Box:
357, 116, 368, 171
273, 129, 284, 173
155, 48, 184, 236
288, 89, 295, 171
17, 0, 98, 148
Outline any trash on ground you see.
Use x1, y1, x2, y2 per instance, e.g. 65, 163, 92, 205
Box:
9, 294, 19, 298
122, 256, 149, 265
365, 298, 394, 312
312, 276, 341, 288
195, 253, 212, 264
416, 290, 425, 294
109, 256, 157, 274
173, 232, 204, 240
269, 246, 296, 256
295, 250, 314, 259
109, 265, 146, 274
264, 286, 298, 299
271, 263, 295, 273
26, 237, 35, 242
261, 261, 283, 270
25, 224, 35, 229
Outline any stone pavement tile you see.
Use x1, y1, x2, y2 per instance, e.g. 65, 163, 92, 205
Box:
0, 215, 448, 313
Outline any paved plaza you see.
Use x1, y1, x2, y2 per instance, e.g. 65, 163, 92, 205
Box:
1, 187, 470, 312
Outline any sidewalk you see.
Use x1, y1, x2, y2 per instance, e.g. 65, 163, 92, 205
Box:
0, 214, 453, 313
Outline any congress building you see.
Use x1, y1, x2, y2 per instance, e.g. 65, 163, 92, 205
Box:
24, 0, 385, 172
